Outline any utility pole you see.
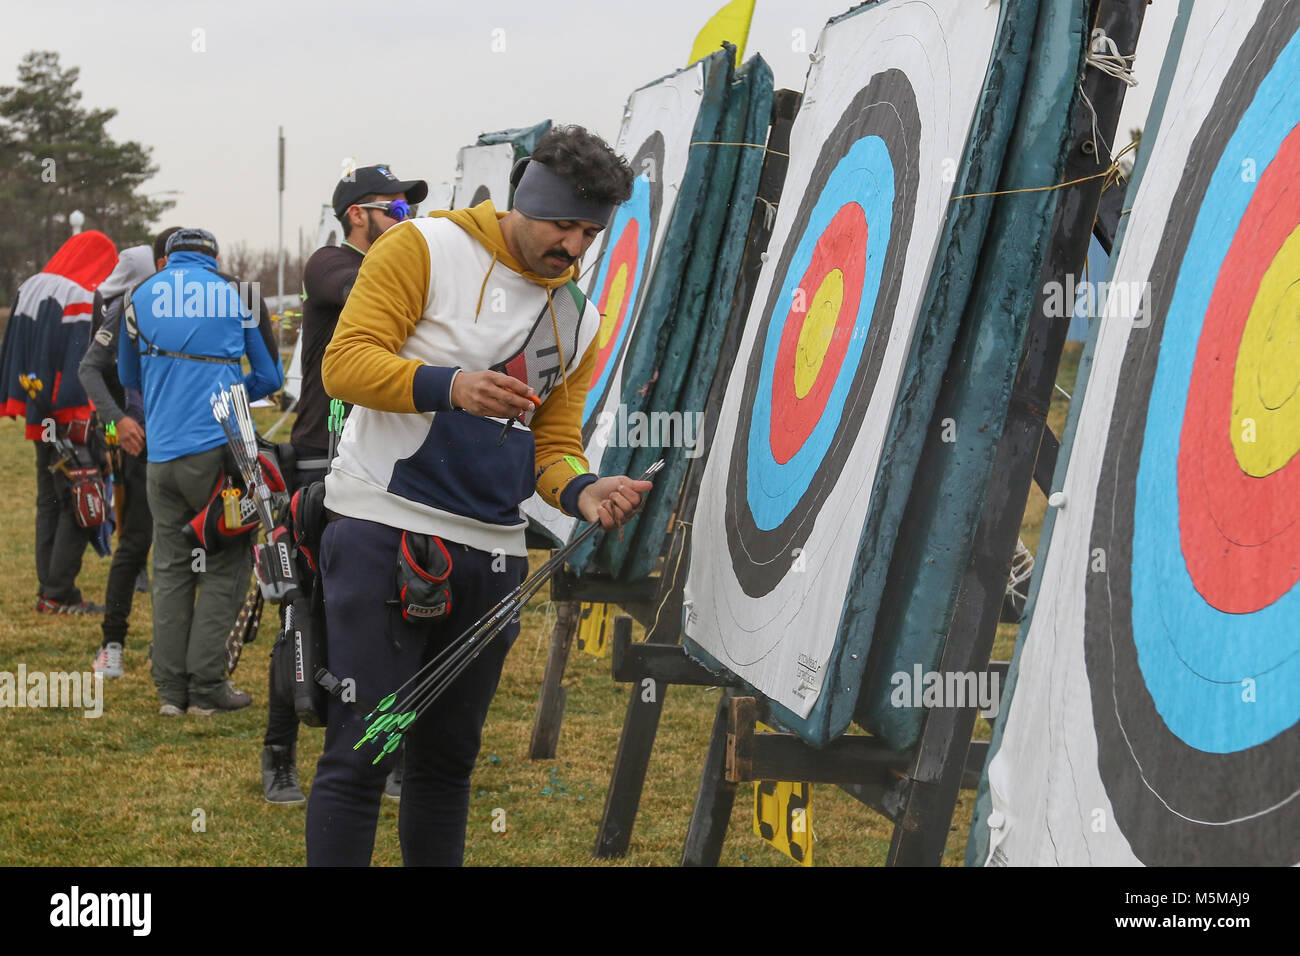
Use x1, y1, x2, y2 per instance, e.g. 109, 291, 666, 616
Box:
277, 125, 286, 354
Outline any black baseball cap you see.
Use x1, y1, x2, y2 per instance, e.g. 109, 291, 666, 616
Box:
165, 228, 219, 257
333, 165, 429, 217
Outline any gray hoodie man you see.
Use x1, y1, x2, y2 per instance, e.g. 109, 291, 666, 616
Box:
80, 244, 157, 677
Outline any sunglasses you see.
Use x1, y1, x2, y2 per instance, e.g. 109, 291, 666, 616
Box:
356, 199, 412, 221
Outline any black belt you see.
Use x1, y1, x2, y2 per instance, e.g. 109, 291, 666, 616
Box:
141, 343, 240, 365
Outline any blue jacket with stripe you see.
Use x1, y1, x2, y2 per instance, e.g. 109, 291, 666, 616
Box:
119, 250, 283, 462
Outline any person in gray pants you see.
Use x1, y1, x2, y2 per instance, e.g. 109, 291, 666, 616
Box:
118, 228, 284, 716
146, 447, 257, 713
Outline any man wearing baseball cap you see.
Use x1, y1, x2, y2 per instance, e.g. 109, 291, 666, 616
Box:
330, 164, 428, 243
259, 165, 427, 804
290, 165, 428, 465
306, 126, 653, 865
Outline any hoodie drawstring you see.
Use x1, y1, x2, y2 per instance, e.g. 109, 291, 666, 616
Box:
474, 252, 499, 322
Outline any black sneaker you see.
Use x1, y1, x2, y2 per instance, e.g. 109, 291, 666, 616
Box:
261, 745, 305, 804
188, 683, 252, 716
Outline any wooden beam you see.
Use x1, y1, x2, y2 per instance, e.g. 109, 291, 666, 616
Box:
1033, 426, 1061, 496
837, 777, 908, 822
725, 697, 911, 784
548, 569, 657, 630
611, 628, 736, 686
549, 569, 658, 606
964, 740, 989, 790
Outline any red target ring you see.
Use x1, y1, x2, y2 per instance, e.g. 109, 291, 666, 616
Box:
769, 203, 868, 464
1177, 122, 1300, 613
590, 220, 640, 390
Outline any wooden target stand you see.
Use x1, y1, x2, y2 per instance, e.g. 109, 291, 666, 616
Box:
582, 0, 1147, 866
525, 89, 803, 764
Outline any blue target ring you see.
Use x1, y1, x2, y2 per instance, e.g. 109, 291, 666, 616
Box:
746, 136, 893, 531
1084, 0, 1300, 864
725, 70, 919, 598
1129, 30, 1300, 753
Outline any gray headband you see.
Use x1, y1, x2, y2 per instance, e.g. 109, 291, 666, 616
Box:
510, 158, 616, 228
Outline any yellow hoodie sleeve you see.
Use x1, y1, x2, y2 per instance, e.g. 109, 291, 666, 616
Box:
532, 334, 599, 513
321, 222, 431, 412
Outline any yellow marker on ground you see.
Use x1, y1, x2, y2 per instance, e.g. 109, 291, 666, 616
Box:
577, 602, 612, 658
752, 722, 813, 866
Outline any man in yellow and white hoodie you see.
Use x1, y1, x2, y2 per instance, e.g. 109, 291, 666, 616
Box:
306, 126, 650, 866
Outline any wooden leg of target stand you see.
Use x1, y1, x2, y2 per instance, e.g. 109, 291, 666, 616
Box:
680, 688, 740, 867
592, 615, 661, 858
528, 599, 579, 759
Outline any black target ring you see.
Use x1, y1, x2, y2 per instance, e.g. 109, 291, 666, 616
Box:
724, 70, 920, 598
1084, 0, 1300, 865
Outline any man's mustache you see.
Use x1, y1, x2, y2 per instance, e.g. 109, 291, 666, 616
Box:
545, 249, 575, 265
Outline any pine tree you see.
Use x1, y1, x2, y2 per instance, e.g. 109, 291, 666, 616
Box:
0, 51, 174, 302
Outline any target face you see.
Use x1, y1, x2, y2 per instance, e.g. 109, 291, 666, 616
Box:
1085, 6, 1300, 864
452, 142, 515, 210
520, 62, 709, 547
315, 202, 343, 249
726, 75, 917, 596
682, 0, 1007, 732
581, 133, 663, 430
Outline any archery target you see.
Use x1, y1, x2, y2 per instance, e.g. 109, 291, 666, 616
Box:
581, 133, 664, 432
983, 0, 1300, 866
683, 0, 1003, 720
451, 142, 516, 210
521, 62, 708, 545
422, 182, 454, 213
728, 75, 917, 595
315, 204, 343, 249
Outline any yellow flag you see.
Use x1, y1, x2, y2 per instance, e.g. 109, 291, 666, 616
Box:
688, 0, 755, 66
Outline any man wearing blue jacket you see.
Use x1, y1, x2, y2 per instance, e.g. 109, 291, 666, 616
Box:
120, 228, 283, 716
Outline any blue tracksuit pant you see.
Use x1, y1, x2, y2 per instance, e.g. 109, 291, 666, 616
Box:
305, 516, 527, 866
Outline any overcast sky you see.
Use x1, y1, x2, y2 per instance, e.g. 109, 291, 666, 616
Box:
1, 0, 1174, 263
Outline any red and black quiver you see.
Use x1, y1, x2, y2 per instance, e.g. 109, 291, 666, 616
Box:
182, 439, 291, 553
271, 479, 331, 726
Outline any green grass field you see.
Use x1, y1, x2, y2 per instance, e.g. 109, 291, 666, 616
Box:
0, 344, 1079, 866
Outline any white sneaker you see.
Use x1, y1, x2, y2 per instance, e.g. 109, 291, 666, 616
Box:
93, 642, 125, 679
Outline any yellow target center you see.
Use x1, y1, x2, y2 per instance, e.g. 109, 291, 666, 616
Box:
598, 263, 630, 349
793, 270, 845, 399
1257, 281, 1300, 408
1232, 224, 1300, 476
